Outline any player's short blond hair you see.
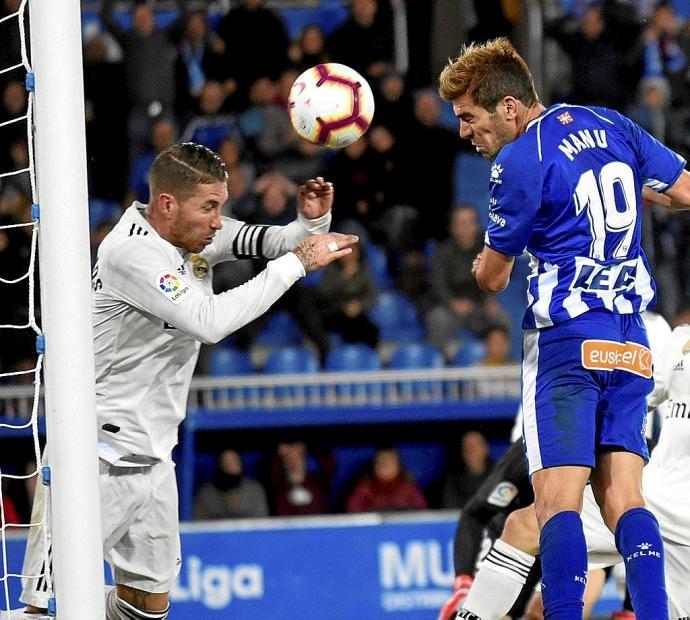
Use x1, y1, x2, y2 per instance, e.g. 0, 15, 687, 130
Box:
438, 37, 539, 112
149, 142, 228, 203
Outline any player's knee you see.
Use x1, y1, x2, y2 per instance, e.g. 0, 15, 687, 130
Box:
105, 585, 169, 620
503, 507, 540, 555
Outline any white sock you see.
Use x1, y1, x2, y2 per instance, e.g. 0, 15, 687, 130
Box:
461, 538, 536, 619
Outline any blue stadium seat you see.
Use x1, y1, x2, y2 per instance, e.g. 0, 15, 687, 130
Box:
497, 253, 530, 360
329, 445, 376, 508
255, 311, 304, 347
451, 340, 487, 367
388, 343, 444, 401
397, 443, 447, 489
325, 344, 381, 372
369, 291, 424, 343
263, 345, 319, 400
208, 348, 257, 404
454, 153, 492, 227
324, 344, 382, 402
279, 4, 349, 40
365, 243, 395, 290
264, 345, 319, 374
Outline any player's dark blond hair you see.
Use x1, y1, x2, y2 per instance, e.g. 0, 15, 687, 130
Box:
149, 142, 228, 203
438, 38, 539, 112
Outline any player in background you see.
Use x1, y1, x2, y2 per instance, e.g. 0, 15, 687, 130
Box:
439, 37, 690, 619
16, 143, 357, 620
454, 318, 690, 620
449, 311, 671, 620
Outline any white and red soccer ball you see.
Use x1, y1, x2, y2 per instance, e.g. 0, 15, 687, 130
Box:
288, 63, 375, 149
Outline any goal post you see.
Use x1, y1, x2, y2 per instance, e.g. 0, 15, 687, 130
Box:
28, 0, 105, 616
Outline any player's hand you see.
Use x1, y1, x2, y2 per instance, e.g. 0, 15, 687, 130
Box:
471, 252, 482, 278
298, 177, 334, 219
293, 232, 358, 273
438, 574, 474, 620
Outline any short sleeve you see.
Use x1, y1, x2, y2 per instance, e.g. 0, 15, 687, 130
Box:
485, 140, 543, 256
621, 113, 686, 193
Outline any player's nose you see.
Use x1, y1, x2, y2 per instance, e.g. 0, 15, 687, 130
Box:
459, 120, 472, 139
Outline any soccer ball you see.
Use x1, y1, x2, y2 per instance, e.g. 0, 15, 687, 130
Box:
288, 63, 375, 149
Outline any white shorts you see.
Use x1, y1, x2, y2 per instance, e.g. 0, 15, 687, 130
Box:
582, 485, 690, 619
20, 457, 180, 608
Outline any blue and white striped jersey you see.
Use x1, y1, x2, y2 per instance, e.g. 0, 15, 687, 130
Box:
486, 104, 686, 329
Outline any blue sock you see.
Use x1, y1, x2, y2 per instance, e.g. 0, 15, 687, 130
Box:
615, 507, 668, 619
539, 510, 587, 619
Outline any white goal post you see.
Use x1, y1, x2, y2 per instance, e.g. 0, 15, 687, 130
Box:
28, 0, 105, 617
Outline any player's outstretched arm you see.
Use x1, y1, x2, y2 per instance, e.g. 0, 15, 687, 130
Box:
644, 170, 690, 210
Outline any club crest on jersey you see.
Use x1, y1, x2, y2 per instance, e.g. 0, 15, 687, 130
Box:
490, 163, 504, 184
190, 254, 210, 280
156, 271, 191, 305
557, 111, 574, 125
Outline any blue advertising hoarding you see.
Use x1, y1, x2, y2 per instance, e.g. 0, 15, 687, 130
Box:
2, 512, 622, 618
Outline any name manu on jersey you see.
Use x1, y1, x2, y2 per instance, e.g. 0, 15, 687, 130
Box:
557, 128, 608, 162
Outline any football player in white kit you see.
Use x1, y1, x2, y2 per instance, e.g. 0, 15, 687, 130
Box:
16, 143, 358, 619
455, 312, 690, 620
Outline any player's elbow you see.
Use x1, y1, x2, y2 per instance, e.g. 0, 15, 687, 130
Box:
476, 272, 508, 293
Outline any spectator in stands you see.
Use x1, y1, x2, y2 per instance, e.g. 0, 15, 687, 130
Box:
327, 0, 394, 80
642, 1, 686, 107
174, 10, 226, 119
441, 431, 493, 509
100, 0, 187, 158
425, 205, 509, 361
193, 449, 269, 520
269, 441, 335, 516
125, 117, 176, 205
231, 172, 332, 363
240, 77, 326, 182
480, 325, 516, 367
216, 0, 290, 112
628, 77, 670, 142
399, 88, 459, 243
0, 80, 27, 172
544, 2, 644, 111
289, 24, 330, 74
475, 325, 521, 399
83, 32, 128, 203
326, 136, 375, 230
315, 239, 380, 348
180, 80, 242, 152
373, 71, 414, 136
346, 447, 428, 513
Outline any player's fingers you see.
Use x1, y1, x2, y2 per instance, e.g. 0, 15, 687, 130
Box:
328, 233, 358, 250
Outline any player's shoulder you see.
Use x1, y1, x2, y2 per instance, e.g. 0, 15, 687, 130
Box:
99, 205, 169, 267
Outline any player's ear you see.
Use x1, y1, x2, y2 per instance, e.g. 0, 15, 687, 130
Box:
502, 96, 518, 120
156, 192, 177, 218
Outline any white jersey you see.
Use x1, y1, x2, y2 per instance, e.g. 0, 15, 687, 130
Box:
644, 323, 690, 545
92, 203, 330, 464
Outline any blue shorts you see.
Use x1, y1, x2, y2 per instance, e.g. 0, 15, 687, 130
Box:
521, 310, 653, 475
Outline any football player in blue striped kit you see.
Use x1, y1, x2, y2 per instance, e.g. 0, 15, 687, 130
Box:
439, 38, 690, 619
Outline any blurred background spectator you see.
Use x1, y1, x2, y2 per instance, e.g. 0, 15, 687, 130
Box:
441, 431, 492, 509
193, 449, 269, 520
346, 447, 428, 513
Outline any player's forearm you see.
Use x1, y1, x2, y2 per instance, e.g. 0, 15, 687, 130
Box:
184, 254, 305, 344
644, 175, 690, 210
262, 212, 331, 258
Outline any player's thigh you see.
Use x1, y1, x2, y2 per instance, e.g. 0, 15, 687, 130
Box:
522, 322, 601, 476
664, 539, 690, 619
596, 315, 653, 462
109, 461, 181, 594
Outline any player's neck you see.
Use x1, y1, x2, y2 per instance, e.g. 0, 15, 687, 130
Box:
517, 103, 546, 136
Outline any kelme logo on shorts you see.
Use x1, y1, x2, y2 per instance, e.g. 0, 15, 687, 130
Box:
581, 340, 652, 378
156, 271, 191, 305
